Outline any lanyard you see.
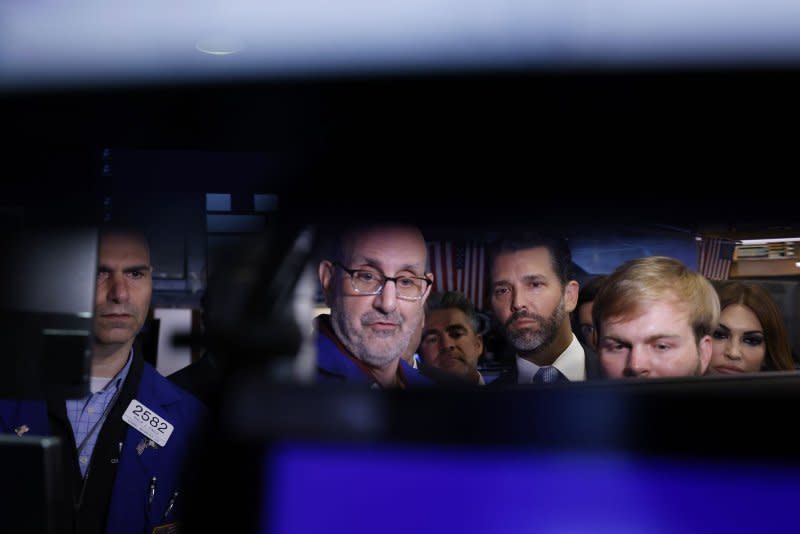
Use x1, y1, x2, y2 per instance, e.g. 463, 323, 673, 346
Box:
73, 383, 124, 513
75, 381, 124, 456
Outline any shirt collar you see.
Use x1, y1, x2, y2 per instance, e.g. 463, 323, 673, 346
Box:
98, 348, 134, 394
515, 334, 586, 384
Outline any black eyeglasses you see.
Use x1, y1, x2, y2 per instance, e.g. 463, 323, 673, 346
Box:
333, 262, 432, 301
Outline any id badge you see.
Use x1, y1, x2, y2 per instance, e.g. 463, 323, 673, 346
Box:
122, 399, 174, 447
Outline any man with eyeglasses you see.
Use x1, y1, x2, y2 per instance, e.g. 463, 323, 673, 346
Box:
315, 224, 434, 388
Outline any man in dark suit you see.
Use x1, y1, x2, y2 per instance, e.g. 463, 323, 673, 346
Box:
487, 232, 603, 386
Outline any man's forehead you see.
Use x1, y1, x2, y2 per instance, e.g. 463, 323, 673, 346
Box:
98, 233, 150, 263
493, 246, 555, 275
603, 301, 691, 338
348, 247, 427, 273
578, 302, 594, 316
348, 228, 425, 258
427, 308, 470, 329
350, 253, 425, 269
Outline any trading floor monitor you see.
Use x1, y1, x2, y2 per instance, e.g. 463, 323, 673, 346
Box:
0, 434, 67, 534
0, 227, 97, 398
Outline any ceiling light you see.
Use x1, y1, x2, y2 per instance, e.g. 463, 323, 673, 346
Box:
195, 36, 246, 56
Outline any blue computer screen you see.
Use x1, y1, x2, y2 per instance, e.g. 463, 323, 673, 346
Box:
264, 441, 799, 534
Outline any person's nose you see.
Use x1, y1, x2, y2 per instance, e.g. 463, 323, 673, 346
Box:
439, 334, 456, 353
373, 279, 398, 314
624, 346, 649, 377
510, 287, 526, 313
724, 338, 743, 361
107, 273, 130, 304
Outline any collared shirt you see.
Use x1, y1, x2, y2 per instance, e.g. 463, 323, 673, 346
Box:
515, 334, 586, 384
66, 350, 133, 477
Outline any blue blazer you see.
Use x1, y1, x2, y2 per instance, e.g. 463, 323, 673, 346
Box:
0, 362, 206, 534
316, 330, 432, 387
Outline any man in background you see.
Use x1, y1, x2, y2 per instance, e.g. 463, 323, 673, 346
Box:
593, 256, 718, 379
573, 275, 607, 352
418, 291, 485, 385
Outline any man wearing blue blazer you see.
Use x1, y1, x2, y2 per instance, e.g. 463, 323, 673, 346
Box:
0, 228, 205, 534
315, 224, 434, 389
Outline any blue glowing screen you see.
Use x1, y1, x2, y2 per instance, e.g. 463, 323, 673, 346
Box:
265, 442, 800, 534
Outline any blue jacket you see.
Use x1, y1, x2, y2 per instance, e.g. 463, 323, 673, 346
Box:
0, 361, 206, 534
316, 327, 432, 387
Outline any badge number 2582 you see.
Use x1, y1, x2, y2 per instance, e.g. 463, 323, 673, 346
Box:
122, 399, 174, 447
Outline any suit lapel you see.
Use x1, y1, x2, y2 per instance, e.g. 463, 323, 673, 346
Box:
126, 365, 181, 474
107, 364, 184, 532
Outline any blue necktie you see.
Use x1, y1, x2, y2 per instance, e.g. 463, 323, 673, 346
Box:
534, 366, 562, 384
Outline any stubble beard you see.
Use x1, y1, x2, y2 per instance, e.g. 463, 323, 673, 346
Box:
332, 307, 418, 368
505, 298, 566, 354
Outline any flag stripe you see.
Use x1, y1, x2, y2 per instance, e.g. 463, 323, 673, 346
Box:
428, 242, 443, 293
477, 246, 485, 310
698, 237, 733, 281
426, 240, 488, 310
445, 241, 454, 292
472, 245, 480, 308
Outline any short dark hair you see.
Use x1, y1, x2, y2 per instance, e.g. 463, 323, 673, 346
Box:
425, 291, 479, 333
98, 224, 151, 249
577, 275, 607, 308
488, 232, 573, 285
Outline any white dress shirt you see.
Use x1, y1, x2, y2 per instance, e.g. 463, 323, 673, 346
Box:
515, 333, 586, 384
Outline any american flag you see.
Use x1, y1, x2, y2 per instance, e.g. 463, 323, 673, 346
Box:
427, 241, 486, 310
698, 237, 735, 280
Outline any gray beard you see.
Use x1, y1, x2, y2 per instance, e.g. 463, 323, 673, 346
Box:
331, 307, 416, 368
505, 297, 566, 354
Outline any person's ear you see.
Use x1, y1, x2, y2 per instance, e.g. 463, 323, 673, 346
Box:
318, 260, 335, 307
564, 280, 579, 313
474, 334, 484, 356
698, 334, 713, 374
421, 273, 435, 302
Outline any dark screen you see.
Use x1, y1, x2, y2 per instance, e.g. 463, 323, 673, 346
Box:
0, 227, 96, 398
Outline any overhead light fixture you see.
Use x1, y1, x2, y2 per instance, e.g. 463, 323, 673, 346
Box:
195, 36, 246, 56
